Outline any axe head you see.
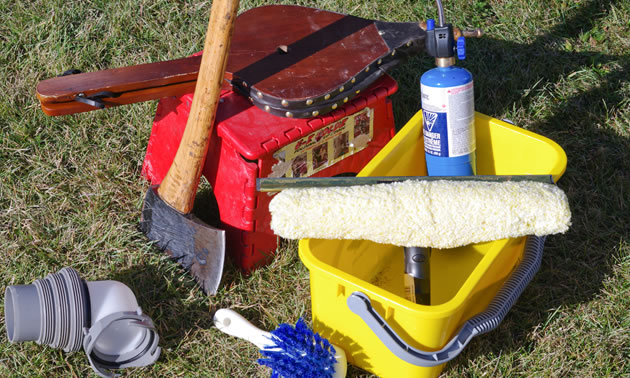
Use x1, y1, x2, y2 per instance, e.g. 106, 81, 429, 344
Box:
140, 186, 226, 294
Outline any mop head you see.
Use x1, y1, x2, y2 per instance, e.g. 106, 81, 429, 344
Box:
258, 318, 338, 378
269, 180, 571, 249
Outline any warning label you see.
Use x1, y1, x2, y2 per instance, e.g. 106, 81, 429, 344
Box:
422, 110, 448, 156
421, 81, 475, 157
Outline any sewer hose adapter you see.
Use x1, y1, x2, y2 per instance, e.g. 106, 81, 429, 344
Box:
4, 267, 160, 377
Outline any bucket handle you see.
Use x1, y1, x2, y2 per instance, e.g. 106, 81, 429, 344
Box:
347, 235, 546, 367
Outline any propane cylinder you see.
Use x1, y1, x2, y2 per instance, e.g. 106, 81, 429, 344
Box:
421, 19, 476, 176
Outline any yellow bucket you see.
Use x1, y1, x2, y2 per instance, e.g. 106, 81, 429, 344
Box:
299, 111, 567, 377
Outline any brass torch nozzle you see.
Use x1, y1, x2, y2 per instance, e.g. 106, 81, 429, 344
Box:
454, 27, 484, 40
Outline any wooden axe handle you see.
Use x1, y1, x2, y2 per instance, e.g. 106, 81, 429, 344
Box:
158, 0, 240, 214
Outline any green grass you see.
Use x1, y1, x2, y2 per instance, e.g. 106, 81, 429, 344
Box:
1, 0, 629, 376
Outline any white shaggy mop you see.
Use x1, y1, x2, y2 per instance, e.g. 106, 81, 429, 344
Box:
268, 180, 571, 249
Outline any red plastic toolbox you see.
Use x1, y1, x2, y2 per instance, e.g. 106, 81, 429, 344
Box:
142, 74, 398, 273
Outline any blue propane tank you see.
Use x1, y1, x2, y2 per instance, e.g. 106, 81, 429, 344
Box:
421, 19, 476, 176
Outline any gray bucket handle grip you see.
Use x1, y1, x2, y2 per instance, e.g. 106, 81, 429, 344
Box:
347, 235, 546, 367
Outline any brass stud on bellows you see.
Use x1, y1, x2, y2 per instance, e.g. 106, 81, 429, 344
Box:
331, 104, 338, 110
351, 77, 356, 83
256, 91, 263, 99
281, 100, 289, 107
285, 111, 293, 118
306, 99, 313, 106
324, 94, 331, 100
264, 105, 270, 112
339, 86, 344, 92
312, 110, 319, 116
343, 97, 349, 103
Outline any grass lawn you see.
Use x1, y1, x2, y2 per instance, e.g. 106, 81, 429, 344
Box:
1, 0, 628, 376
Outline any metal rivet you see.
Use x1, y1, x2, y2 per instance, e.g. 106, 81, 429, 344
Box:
351, 77, 356, 83
277, 45, 289, 54
324, 94, 331, 100
378, 30, 385, 36
281, 100, 289, 107
256, 91, 263, 98
339, 86, 344, 92
312, 110, 319, 116
285, 111, 293, 118
331, 103, 338, 110
365, 67, 370, 72
406, 41, 412, 47
343, 97, 348, 103
264, 105, 270, 112
391, 49, 396, 56
356, 90, 361, 94
306, 99, 313, 106
242, 82, 248, 87
377, 59, 382, 65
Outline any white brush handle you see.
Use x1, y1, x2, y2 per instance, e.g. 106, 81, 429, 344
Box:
213, 309, 276, 350
214, 308, 347, 378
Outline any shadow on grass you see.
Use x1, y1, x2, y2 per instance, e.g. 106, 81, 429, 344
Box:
115, 185, 268, 353
109, 263, 215, 351
116, 185, 252, 352
387, 0, 629, 371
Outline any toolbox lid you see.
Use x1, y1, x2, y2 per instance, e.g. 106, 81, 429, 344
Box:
214, 74, 397, 160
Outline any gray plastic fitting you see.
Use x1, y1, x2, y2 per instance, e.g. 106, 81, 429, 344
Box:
5, 284, 42, 342
4, 267, 160, 377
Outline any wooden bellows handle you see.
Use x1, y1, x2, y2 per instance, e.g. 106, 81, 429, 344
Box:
157, 0, 240, 214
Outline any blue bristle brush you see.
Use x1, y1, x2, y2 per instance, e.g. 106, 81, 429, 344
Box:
213, 309, 347, 378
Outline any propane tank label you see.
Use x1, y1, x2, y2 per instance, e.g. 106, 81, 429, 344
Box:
421, 81, 475, 157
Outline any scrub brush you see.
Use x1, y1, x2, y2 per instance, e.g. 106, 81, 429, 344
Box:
213, 309, 347, 378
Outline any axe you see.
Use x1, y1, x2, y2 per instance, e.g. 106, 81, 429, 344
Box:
140, 0, 240, 294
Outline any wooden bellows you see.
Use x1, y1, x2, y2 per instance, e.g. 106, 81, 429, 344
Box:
36, 5, 427, 118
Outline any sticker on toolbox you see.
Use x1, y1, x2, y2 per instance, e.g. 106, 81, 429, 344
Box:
270, 108, 374, 178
